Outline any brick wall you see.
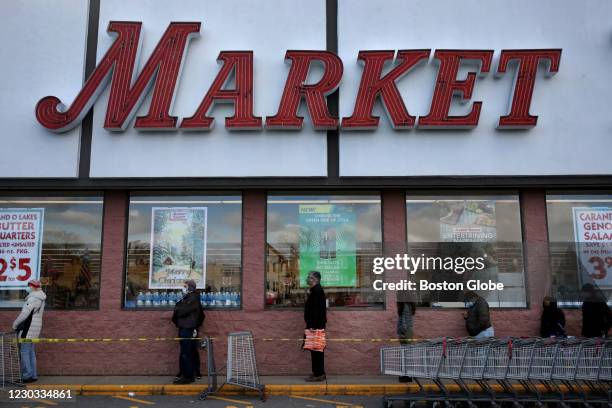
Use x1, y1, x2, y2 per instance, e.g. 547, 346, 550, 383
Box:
0, 189, 581, 375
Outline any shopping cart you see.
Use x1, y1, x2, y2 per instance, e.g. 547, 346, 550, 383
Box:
0, 332, 22, 389
198, 332, 265, 402
381, 337, 612, 408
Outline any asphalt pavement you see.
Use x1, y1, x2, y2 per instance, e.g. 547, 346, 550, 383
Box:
2, 393, 386, 408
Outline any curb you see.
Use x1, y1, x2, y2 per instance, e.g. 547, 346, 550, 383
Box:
27, 383, 584, 396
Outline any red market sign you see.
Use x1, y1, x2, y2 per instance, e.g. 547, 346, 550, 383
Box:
36, 22, 561, 133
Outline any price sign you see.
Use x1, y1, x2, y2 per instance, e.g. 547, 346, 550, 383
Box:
588, 256, 612, 280
0, 209, 44, 290
573, 207, 612, 289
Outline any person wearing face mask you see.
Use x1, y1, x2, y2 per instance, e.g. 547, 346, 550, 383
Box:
171, 279, 204, 384
463, 291, 494, 338
12, 280, 46, 383
303, 271, 327, 382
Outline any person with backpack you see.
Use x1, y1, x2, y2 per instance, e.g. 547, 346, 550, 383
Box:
171, 279, 204, 384
12, 280, 46, 383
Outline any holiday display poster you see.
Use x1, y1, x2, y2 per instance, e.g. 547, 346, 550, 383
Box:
149, 207, 207, 289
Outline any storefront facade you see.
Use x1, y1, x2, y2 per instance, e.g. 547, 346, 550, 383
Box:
0, 0, 611, 375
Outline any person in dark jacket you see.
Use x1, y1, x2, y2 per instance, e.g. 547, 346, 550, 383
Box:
304, 271, 327, 382
171, 279, 204, 384
463, 291, 494, 338
581, 283, 611, 338
540, 296, 566, 337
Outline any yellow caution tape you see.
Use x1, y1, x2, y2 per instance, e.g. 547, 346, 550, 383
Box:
12, 337, 418, 344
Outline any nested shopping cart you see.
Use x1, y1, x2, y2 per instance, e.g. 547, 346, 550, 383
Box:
381, 337, 612, 408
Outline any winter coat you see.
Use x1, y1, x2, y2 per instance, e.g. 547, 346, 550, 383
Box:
304, 284, 326, 329
582, 296, 611, 338
540, 301, 566, 337
172, 291, 204, 329
12, 290, 47, 339
465, 296, 491, 337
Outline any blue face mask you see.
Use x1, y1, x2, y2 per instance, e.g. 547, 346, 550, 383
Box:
26, 286, 32, 293
464, 301, 475, 308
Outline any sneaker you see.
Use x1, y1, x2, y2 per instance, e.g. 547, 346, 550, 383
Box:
305, 375, 326, 382
22, 378, 37, 384
173, 377, 194, 385
398, 376, 412, 383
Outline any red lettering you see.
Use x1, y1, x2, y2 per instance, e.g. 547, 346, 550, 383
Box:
418, 50, 493, 129
496, 49, 562, 129
181, 51, 261, 130
341, 50, 430, 130
36, 21, 200, 132
265, 51, 343, 130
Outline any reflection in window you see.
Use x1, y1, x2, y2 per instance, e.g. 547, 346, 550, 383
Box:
0, 196, 103, 309
266, 193, 383, 309
124, 194, 242, 309
406, 193, 526, 308
546, 193, 612, 307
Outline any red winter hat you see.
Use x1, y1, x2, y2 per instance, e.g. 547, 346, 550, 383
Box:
28, 280, 41, 288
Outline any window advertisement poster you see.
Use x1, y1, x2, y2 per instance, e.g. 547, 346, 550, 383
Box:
298, 205, 356, 287
0, 208, 44, 290
573, 207, 612, 289
149, 207, 207, 289
439, 200, 497, 242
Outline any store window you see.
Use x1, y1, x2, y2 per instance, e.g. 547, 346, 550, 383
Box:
124, 194, 242, 309
266, 193, 383, 309
0, 195, 103, 309
546, 193, 612, 307
406, 193, 526, 308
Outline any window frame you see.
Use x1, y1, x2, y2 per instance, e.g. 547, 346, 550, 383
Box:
404, 189, 528, 310
122, 191, 244, 311
264, 190, 385, 311
0, 191, 105, 311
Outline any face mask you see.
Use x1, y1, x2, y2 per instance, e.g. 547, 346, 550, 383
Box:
464, 301, 475, 308
181, 287, 188, 294
26, 286, 32, 293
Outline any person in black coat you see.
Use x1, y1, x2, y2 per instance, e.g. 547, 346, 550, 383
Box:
540, 296, 566, 337
581, 283, 611, 338
171, 279, 204, 384
304, 271, 327, 382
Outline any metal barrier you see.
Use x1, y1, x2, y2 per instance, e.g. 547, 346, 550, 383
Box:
0, 332, 22, 389
199, 332, 265, 401
381, 337, 612, 408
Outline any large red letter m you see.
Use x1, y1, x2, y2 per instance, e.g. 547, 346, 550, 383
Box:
36, 21, 200, 132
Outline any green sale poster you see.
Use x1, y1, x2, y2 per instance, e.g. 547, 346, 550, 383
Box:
298, 204, 357, 287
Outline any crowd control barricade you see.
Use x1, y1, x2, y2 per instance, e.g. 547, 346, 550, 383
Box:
381, 337, 612, 408
0, 332, 22, 389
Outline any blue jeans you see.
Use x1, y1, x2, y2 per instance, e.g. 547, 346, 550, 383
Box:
475, 326, 495, 339
20, 342, 37, 380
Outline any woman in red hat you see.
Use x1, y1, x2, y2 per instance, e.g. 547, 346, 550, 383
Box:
12, 280, 47, 383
